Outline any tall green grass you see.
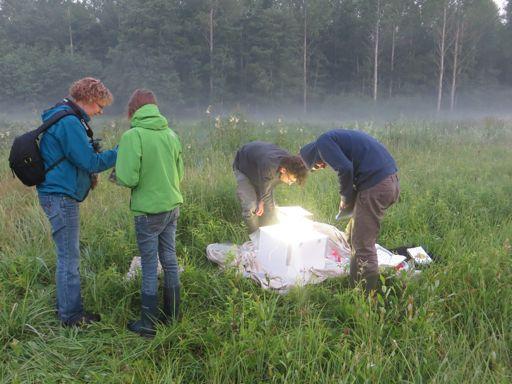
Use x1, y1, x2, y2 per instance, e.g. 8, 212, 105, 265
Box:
0, 117, 510, 383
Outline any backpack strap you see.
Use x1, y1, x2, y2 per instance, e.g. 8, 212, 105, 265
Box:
35, 109, 77, 173
34, 110, 77, 136
38, 100, 96, 173
61, 98, 94, 139
44, 155, 66, 174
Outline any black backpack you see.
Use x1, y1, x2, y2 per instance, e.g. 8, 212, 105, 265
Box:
8, 99, 94, 187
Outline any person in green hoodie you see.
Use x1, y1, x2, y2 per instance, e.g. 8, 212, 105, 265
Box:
115, 89, 184, 338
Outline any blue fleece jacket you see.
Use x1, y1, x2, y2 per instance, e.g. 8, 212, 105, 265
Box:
300, 129, 397, 205
36, 102, 117, 201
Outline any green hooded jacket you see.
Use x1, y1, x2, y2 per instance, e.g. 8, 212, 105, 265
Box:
116, 104, 184, 215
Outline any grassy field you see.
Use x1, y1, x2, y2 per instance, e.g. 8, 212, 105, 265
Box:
0, 116, 511, 383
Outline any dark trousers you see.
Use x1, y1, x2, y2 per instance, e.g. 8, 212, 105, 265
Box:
347, 173, 400, 285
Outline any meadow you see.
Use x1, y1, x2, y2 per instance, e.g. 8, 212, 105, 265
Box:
0, 115, 511, 383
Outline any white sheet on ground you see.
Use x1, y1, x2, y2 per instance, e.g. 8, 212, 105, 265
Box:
206, 222, 406, 292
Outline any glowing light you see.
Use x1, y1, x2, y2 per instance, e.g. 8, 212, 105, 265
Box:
257, 206, 327, 279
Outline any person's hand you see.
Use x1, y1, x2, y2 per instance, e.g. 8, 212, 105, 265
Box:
90, 173, 99, 190
108, 168, 117, 183
255, 201, 265, 216
337, 198, 354, 220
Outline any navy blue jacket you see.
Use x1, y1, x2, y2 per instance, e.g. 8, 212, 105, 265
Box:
36, 101, 117, 201
300, 129, 397, 205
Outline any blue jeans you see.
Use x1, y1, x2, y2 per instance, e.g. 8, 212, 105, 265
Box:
38, 194, 83, 322
134, 208, 180, 296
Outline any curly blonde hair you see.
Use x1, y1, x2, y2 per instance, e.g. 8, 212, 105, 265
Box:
69, 77, 113, 105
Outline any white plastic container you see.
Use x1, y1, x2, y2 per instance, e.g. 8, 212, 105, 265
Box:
257, 223, 327, 279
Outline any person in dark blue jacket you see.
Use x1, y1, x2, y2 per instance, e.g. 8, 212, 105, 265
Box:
300, 129, 399, 294
37, 77, 117, 326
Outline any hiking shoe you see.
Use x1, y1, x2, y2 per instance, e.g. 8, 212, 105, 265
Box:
62, 312, 101, 327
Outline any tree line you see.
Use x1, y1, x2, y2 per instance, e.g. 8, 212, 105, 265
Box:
0, 0, 511, 114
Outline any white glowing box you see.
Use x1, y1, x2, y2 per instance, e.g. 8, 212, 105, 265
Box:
258, 209, 327, 278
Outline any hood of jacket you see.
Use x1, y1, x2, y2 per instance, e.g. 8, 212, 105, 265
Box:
131, 104, 168, 130
300, 141, 322, 169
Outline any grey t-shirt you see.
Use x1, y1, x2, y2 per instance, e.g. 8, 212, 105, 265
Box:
233, 141, 288, 201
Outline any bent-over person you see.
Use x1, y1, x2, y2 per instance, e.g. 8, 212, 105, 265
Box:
233, 141, 308, 234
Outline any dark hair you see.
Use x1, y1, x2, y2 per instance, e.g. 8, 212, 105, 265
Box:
279, 155, 308, 185
127, 89, 157, 118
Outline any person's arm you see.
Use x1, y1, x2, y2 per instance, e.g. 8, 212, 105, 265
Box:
115, 130, 142, 188
255, 163, 275, 203
176, 138, 184, 182
59, 116, 117, 173
316, 134, 356, 205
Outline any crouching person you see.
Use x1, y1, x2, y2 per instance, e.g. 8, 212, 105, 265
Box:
233, 141, 308, 234
115, 89, 184, 338
37, 77, 117, 327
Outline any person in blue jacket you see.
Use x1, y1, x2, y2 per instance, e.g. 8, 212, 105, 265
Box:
37, 77, 117, 326
300, 129, 400, 295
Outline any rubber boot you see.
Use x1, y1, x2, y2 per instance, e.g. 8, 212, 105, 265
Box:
349, 255, 360, 288
364, 273, 380, 297
161, 286, 180, 324
244, 215, 259, 234
128, 293, 158, 338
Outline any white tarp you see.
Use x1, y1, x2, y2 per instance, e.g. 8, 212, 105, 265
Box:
206, 222, 406, 292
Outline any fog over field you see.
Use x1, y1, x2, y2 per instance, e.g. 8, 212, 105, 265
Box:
1, 0, 512, 125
